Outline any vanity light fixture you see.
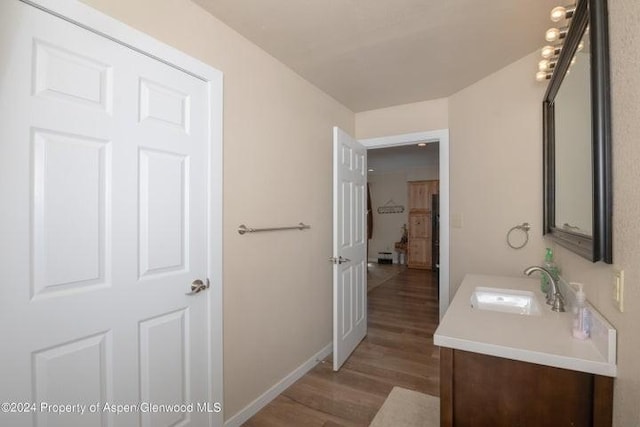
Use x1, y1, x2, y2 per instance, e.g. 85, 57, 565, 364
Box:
367, 168, 374, 172
417, 142, 427, 147
535, 3, 576, 82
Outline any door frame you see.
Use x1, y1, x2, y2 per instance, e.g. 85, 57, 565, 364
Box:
20, 0, 224, 421
360, 129, 450, 319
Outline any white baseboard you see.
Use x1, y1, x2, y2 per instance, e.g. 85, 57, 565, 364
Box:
224, 342, 333, 427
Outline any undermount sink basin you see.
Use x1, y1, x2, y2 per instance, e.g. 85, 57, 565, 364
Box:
470, 287, 542, 316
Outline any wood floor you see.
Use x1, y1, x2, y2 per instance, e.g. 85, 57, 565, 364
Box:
243, 266, 440, 426
366, 262, 406, 292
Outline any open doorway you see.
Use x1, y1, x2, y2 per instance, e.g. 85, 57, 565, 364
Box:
366, 143, 440, 297
360, 130, 450, 319
330, 128, 448, 372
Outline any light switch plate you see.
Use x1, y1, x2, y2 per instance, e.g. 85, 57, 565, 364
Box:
451, 213, 463, 229
613, 268, 624, 312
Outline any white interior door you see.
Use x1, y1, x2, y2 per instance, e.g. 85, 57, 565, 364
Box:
332, 127, 367, 371
0, 2, 222, 426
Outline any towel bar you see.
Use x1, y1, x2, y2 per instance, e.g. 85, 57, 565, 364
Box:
237, 222, 311, 235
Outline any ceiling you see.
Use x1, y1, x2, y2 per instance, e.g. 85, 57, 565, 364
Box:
193, 0, 558, 112
367, 142, 438, 175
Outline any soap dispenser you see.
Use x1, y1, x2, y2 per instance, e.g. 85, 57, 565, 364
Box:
572, 283, 590, 340
541, 248, 559, 294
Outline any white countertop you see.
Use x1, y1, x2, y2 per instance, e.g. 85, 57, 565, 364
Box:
434, 274, 617, 377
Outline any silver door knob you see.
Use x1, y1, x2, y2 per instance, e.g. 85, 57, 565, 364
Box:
186, 278, 210, 295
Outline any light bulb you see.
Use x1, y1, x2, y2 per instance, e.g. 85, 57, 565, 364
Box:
541, 45, 554, 58
550, 6, 567, 22
571, 56, 577, 65
538, 59, 549, 71
538, 59, 552, 72
545, 27, 567, 42
545, 28, 561, 42
536, 71, 549, 82
577, 40, 585, 51
541, 45, 560, 59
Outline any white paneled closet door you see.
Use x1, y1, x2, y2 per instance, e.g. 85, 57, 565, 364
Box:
0, 2, 221, 426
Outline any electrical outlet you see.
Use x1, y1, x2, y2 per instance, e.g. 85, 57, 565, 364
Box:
613, 268, 624, 312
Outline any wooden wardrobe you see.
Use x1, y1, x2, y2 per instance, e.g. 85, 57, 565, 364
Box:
407, 180, 439, 269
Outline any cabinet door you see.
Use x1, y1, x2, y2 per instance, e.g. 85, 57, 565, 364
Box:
408, 180, 439, 211
409, 212, 431, 239
440, 349, 613, 427
408, 212, 431, 269
408, 239, 431, 269
408, 181, 428, 210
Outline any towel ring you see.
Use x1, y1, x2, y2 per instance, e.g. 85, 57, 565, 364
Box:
506, 222, 530, 249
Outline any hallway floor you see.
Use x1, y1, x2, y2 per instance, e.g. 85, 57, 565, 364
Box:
366, 262, 407, 292
243, 266, 440, 426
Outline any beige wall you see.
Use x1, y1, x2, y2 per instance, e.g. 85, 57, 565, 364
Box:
80, 0, 354, 420
355, 98, 448, 139
447, 52, 548, 293
367, 173, 409, 262
553, 0, 640, 424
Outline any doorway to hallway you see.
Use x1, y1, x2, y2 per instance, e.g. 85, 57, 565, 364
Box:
360, 130, 450, 320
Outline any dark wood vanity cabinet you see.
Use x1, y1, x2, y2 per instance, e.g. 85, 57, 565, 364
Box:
440, 348, 614, 427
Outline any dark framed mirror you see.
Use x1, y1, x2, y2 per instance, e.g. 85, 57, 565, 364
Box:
543, 0, 612, 263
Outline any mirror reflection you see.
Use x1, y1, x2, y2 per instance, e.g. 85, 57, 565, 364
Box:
554, 33, 592, 236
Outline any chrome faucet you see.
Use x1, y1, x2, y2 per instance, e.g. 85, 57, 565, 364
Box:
524, 266, 565, 312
